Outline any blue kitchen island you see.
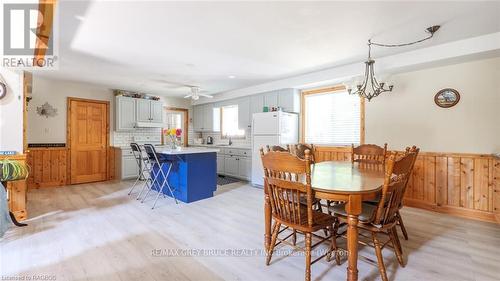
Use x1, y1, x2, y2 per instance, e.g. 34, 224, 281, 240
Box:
152, 147, 219, 203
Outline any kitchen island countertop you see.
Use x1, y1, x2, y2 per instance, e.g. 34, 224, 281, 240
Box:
157, 147, 219, 155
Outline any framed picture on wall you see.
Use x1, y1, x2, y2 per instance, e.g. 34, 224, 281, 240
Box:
434, 88, 460, 108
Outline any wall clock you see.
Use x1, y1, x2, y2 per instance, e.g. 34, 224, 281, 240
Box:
434, 88, 460, 108
0, 82, 6, 100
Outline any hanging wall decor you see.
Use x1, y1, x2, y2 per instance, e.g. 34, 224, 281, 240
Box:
36, 102, 58, 118
434, 88, 460, 108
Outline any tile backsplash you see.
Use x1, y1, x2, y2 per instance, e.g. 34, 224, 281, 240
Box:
113, 128, 162, 147
192, 128, 251, 147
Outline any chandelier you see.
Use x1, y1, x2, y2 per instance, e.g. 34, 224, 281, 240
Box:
348, 25, 440, 101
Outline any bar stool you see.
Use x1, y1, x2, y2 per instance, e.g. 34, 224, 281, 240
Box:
129, 143, 151, 197
142, 144, 178, 208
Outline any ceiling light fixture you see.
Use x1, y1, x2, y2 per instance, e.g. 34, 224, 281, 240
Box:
347, 25, 440, 101
228, 75, 236, 79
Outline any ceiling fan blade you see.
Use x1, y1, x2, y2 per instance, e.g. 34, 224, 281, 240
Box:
199, 94, 213, 98
184, 95, 193, 99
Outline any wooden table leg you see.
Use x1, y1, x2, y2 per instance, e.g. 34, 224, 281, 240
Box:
264, 189, 271, 252
345, 195, 362, 281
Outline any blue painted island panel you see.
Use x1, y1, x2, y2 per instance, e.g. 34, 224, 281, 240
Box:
152, 152, 217, 203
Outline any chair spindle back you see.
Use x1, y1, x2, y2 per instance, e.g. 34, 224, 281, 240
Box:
260, 147, 313, 227
373, 146, 419, 225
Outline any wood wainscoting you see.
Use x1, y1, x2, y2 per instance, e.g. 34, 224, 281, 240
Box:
313, 146, 500, 224
27, 147, 68, 188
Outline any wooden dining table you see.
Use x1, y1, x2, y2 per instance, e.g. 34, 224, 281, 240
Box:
263, 160, 386, 281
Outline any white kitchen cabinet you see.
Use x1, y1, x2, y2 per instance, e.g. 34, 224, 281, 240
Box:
217, 155, 224, 174
238, 157, 251, 180
278, 88, 300, 113
193, 104, 215, 132
237, 97, 251, 130
224, 156, 239, 176
264, 91, 279, 108
116, 96, 137, 131
122, 156, 139, 179
136, 99, 151, 122
136, 99, 163, 123
250, 94, 264, 116
203, 103, 214, 131
193, 105, 204, 131
150, 100, 163, 123
115, 147, 139, 180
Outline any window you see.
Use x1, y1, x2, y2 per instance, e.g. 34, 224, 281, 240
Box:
221, 105, 245, 137
303, 88, 361, 145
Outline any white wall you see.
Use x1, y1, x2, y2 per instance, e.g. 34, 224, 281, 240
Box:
28, 76, 114, 144
365, 57, 500, 154
0, 68, 24, 153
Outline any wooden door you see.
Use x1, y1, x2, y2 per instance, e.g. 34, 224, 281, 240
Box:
68, 98, 109, 184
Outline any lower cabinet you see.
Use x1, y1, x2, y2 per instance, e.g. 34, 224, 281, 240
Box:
224, 156, 239, 177
216, 147, 251, 181
238, 157, 251, 179
217, 155, 225, 174
115, 147, 139, 180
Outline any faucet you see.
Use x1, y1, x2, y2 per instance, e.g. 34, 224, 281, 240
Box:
228, 136, 233, 146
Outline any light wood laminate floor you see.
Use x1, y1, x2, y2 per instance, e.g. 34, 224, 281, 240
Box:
1, 180, 499, 281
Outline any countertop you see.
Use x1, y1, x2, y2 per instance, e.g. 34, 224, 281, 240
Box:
157, 147, 220, 155
190, 144, 251, 150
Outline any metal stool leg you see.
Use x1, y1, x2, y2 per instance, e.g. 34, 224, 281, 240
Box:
129, 162, 148, 195
152, 162, 173, 209
142, 162, 161, 203
136, 161, 152, 200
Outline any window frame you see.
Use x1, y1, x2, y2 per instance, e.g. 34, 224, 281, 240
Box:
300, 85, 365, 146
220, 105, 246, 139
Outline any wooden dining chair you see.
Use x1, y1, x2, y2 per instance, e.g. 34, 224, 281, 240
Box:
395, 145, 419, 241
329, 147, 419, 281
351, 143, 388, 168
260, 148, 339, 281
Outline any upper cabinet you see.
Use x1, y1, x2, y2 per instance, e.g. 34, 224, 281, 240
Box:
250, 94, 264, 116
193, 104, 215, 132
115, 96, 164, 131
116, 96, 137, 131
203, 103, 214, 132
263, 91, 278, 108
278, 89, 300, 113
191, 88, 299, 132
136, 99, 163, 124
136, 99, 151, 122
150, 101, 163, 123
237, 97, 251, 130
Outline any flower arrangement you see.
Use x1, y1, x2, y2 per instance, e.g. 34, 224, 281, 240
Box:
163, 128, 182, 149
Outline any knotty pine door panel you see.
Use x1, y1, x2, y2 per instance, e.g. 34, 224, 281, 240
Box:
69, 99, 109, 184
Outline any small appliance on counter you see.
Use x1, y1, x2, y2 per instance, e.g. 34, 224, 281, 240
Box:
206, 136, 214, 145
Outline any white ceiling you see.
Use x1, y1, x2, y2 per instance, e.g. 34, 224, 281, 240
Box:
36, 0, 500, 97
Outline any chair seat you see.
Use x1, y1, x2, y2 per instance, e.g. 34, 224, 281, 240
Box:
274, 207, 335, 232
299, 196, 321, 206
328, 202, 377, 223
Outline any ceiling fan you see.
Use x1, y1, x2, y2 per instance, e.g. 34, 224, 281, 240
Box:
184, 86, 213, 100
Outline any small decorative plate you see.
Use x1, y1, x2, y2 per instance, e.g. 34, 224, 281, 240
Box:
0, 82, 6, 100
434, 88, 460, 108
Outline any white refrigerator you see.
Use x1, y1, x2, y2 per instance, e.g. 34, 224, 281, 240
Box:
251, 112, 298, 187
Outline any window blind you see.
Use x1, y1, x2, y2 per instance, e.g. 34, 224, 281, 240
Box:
304, 90, 360, 145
